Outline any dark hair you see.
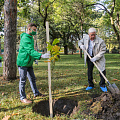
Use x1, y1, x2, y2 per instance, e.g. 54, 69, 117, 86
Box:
27, 23, 37, 28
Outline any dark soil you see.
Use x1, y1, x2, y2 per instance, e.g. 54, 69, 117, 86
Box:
32, 100, 50, 117
32, 98, 78, 117
86, 92, 120, 120
32, 92, 120, 119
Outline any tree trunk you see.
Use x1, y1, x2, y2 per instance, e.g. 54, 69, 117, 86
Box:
0, 37, 1, 54
34, 35, 38, 51
110, 16, 120, 50
117, 13, 120, 52
80, 24, 83, 58
3, 0, 17, 80
72, 51, 73, 55
64, 45, 68, 55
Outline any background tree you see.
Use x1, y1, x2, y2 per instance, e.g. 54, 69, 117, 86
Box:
17, 0, 106, 55
86, 0, 120, 50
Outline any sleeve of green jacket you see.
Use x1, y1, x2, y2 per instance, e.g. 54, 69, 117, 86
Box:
0, 56, 2, 62
21, 36, 42, 60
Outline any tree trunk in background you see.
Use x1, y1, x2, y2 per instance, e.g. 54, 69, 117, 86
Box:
3, 0, 17, 80
34, 35, 38, 51
80, 24, 83, 58
0, 37, 1, 54
117, 13, 120, 53
64, 45, 68, 55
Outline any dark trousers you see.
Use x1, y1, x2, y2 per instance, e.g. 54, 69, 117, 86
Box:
87, 56, 106, 87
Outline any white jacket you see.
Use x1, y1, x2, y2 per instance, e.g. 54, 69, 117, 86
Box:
78, 35, 106, 71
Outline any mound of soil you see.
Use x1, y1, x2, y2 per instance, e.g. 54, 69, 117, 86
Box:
88, 92, 120, 120
32, 93, 120, 119
32, 98, 78, 117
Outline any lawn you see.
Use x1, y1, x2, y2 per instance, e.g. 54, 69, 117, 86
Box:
0, 53, 120, 120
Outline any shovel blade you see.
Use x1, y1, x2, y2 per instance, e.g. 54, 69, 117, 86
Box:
112, 83, 120, 94
107, 85, 116, 94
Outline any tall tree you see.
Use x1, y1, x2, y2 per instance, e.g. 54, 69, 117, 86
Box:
3, 0, 17, 80
86, 0, 120, 49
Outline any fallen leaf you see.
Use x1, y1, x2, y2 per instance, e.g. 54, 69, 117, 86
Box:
93, 79, 97, 83
96, 74, 99, 76
12, 113, 19, 116
44, 61, 50, 63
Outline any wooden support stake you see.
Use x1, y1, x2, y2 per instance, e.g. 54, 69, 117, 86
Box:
46, 21, 53, 118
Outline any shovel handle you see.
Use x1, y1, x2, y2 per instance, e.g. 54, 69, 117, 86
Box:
84, 50, 110, 84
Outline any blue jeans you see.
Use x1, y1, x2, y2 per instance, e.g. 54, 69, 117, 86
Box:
18, 66, 40, 100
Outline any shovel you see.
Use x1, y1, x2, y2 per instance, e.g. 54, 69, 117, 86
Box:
84, 49, 120, 94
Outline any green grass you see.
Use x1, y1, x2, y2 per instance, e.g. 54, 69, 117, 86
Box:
0, 53, 120, 120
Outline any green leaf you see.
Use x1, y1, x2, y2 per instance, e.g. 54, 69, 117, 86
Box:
52, 38, 60, 45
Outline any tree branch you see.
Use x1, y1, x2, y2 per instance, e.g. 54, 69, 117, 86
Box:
38, 0, 44, 18
85, 3, 111, 15
111, 0, 115, 15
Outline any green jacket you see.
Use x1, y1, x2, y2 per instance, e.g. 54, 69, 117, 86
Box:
0, 56, 2, 62
17, 33, 42, 67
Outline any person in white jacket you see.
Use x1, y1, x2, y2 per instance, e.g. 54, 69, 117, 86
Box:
78, 28, 107, 92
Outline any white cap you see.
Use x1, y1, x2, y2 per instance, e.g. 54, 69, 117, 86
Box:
88, 28, 96, 34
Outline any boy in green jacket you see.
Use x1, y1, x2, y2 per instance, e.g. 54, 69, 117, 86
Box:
17, 23, 49, 104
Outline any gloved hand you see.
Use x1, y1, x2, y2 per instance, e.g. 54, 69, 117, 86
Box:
35, 60, 38, 65
80, 45, 86, 50
41, 53, 50, 58
90, 57, 96, 62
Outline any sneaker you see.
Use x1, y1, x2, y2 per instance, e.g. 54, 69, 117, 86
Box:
21, 98, 32, 104
34, 93, 46, 98
100, 86, 107, 92
86, 86, 93, 90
